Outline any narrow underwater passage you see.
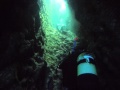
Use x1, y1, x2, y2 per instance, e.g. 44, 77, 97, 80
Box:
39, 0, 79, 72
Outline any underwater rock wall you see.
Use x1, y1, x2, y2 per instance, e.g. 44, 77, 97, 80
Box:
0, 0, 46, 90
39, 0, 78, 89
69, 0, 120, 89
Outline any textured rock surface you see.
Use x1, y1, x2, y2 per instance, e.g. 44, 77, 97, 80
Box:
0, 0, 46, 90
68, 0, 120, 89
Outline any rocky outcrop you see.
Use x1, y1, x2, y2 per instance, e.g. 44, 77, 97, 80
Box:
69, 0, 120, 89
0, 0, 46, 90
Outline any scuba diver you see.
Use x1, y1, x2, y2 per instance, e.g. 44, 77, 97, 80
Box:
59, 37, 100, 90
76, 52, 100, 90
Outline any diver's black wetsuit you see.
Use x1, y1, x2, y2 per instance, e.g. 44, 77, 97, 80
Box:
59, 52, 100, 90
77, 74, 100, 90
